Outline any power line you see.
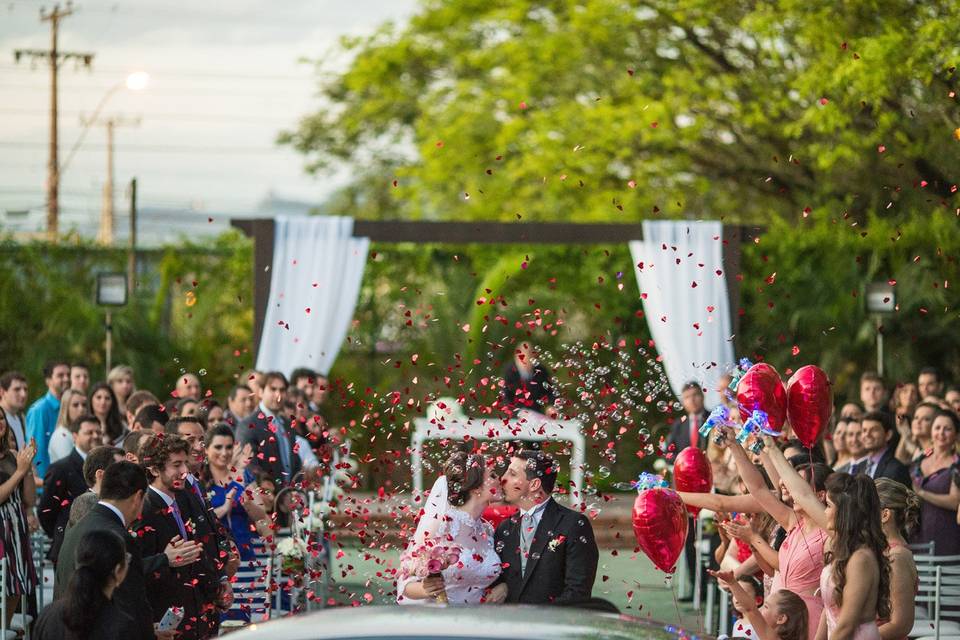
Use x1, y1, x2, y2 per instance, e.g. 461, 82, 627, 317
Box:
0, 141, 295, 154
0, 62, 314, 82
0, 107, 296, 123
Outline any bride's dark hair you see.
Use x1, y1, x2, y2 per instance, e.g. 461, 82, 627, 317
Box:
444, 452, 486, 506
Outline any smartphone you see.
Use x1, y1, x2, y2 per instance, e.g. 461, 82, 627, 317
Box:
158, 607, 184, 631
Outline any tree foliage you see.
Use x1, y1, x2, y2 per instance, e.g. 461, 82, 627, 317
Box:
283, 0, 960, 224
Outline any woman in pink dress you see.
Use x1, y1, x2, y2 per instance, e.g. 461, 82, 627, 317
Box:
723, 429, 831, 640
764, 438, 891, 640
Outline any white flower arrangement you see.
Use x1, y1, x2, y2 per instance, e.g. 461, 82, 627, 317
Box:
276, 536, 309, 560
426, 397, 466, 423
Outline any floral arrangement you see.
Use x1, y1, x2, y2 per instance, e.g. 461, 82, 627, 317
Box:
399, 541, 462, 603
276, 535, 309, 574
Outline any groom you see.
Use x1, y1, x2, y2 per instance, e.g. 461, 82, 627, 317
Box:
490, 450, 598, 604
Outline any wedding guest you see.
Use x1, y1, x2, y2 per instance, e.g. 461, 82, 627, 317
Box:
853, 411, 911, 487
240, 370, 264, 407
726, 428, 829, 640
67, 446, 125, 528
121, 430, 151, 463
290, 367, 318, 410
174, 373, 202, 402
710, 575, 808, 640
917, 366, 943, 400
835, 418, 865, 474
69, 363, 90, 396
90, 382, 126, 445
131, 404, 168, 434
860, 372, 888, 414
197, 399, 224, 429
0, 371, 29, 451
666, 380, 710, 454
894, 401, 937, 464
40, 415, 102, 564
874, 478, 919, 640
238, 372, 301, 487
202, 424, 270, 561
34, 529, 138, 640
840, 402, 864, 420
164, 418, 234, 636
911, 409, 960, 555
499, 341, 559, 418
0, 407, 38, 627
106, 365, 135, 417
175, 396, 199, 418
48, 388, 89, 464
891, 382, 919, 420
294, 413, 328, 469
123, 390, 158, 429
312, 373, 330, 413
27, 359, 71, 478
944, 386, 960, 414
707, 434, 739, 494
135, 434, 206, 640
224, 385, 254, 428
830, 418, 852, 470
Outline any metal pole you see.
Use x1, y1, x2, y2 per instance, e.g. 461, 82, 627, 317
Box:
876, 315, 884, 377
128, 177, 137, 298
100, 119, 115, 244
47, 9, 59, 240
105, 310, 113, 377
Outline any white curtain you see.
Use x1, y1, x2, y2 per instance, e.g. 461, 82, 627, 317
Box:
256, 216, 370, 376
629, 220, 735, 400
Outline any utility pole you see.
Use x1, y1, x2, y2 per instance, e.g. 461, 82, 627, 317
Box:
127, 177, 137, 299
13, 2, 94, 241
82, 115, 139, 244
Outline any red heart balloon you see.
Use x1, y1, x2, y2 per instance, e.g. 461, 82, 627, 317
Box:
632, 488, 688, 573
736, 363, 788, 431
786, 365, 833, 448
673, 447, 713, 516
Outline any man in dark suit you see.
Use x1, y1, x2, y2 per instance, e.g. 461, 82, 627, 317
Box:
135, 434, 209, 640
166, 416, 235, 635
238, 371, 301, 487
55, 460, 197, 640
39, 414, 102, 564
663, 380, 710, 601
853, 410, 911, 487
500, 341, 558, 418
491, 450, 598, 605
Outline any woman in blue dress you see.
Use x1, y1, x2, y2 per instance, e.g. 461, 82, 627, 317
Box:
202, 424, 271, 562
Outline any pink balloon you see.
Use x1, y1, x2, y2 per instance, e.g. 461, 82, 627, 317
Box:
736, 363, 788, 431
673, 447, 713, 516
787, 365, 833, 448
632, 488, 688, 573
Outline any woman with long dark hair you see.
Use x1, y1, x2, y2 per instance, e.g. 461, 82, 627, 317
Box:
763, 437, 890, 640
0, 406, 38, 628
874, 479, 919, 640
34, 529, 136, 639
89, 381, 126, 445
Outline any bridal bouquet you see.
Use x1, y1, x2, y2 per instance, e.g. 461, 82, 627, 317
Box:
400, 541, 462, 603
276, 535, 309, 574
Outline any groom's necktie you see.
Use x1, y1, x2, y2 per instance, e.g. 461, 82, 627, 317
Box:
519, 512, 535, 574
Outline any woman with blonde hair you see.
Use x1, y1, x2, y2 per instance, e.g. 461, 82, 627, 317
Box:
873, 478, 919, 640
106, 365, 135, 417
48, 389, 88, 464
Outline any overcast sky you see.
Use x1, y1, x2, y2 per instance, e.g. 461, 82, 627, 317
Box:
0, 0, 418, 238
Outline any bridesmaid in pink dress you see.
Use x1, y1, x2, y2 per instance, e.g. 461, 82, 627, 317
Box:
765, 440, 891, 640
726, 431, 832, 640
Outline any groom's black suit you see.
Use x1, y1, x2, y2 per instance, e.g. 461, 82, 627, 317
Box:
494, 498, 598, 604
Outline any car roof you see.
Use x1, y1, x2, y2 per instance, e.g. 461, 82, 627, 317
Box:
228, 605, 710, 640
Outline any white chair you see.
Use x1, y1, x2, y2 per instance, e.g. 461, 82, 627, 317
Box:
910, 541, 936, 555
911, 555, 960, 640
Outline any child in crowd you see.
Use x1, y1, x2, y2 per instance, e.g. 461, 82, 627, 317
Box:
712, 570, 808, 640
730, 575, 763, 639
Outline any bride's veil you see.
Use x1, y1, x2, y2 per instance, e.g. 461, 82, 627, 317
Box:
412, 475, 449, 547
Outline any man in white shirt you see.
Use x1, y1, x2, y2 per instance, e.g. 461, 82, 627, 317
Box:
0, 371, 29, 451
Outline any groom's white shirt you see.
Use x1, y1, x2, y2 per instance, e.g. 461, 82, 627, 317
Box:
519, 496, 551, 532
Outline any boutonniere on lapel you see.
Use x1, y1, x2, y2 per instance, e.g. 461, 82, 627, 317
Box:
547, 535, 566, 552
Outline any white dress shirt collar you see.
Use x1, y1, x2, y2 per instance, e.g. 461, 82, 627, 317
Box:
149, 485, 175, 507
98, 500, 126, 527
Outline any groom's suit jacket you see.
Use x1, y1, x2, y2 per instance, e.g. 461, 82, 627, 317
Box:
494, 497, 598, 604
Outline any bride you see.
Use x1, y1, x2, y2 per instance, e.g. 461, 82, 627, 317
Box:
397, 452, 505, 604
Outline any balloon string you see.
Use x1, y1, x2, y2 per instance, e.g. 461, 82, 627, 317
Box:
667, 574, 684, 628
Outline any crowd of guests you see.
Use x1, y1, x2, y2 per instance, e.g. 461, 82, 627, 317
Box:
0, 361, 334, 639
668, 366, 960, 640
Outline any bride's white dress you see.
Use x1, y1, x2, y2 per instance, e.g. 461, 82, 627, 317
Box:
397, 478, 502, 604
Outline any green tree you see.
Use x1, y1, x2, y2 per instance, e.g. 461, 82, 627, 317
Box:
283, 0, 960, 224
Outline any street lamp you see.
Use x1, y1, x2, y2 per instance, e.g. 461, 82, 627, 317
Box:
96, 272, 128, 377
866, 282, 896, 376
60, 71, 149, 175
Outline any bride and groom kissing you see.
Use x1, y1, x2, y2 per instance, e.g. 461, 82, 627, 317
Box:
398, 449, 599, 606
